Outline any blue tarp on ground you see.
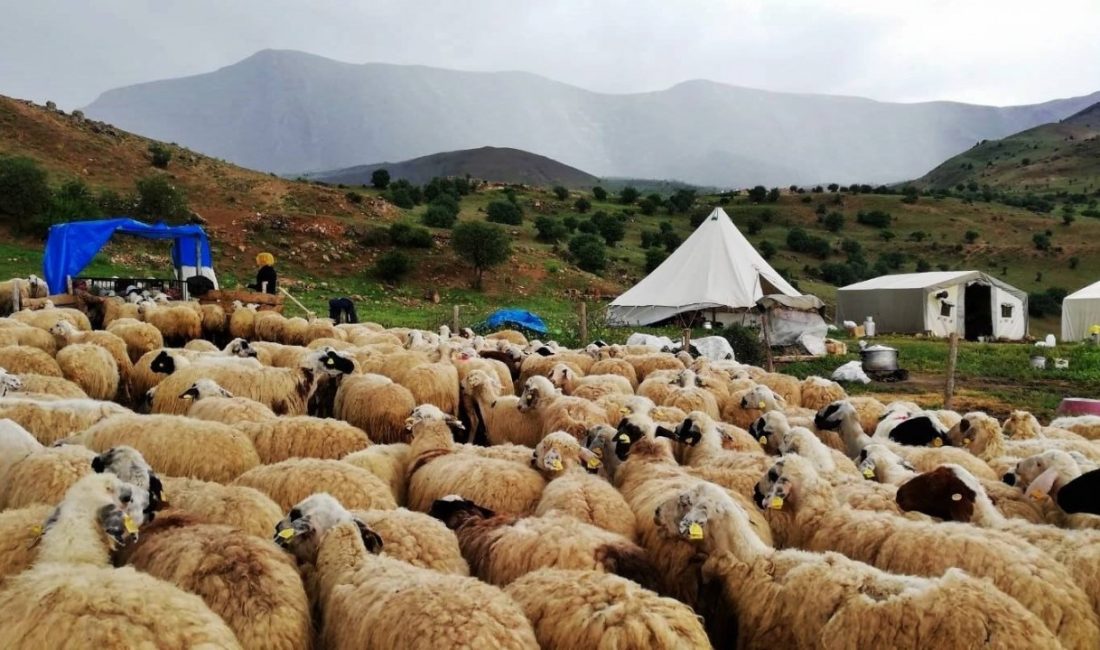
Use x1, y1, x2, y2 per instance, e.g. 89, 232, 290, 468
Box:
484, 308, 548, 334
43, 218, 213, 293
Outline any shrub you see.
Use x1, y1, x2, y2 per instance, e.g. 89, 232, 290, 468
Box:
360, 226, 391, 247
640, 230, 660, 248
553, 186, 569, 201
590, 211, 625, 246
345, 191, 363, 204
421, 204, 458, 228
1070, 256, 1080, 270
562, 215, 578, 232
389, 222, 433, 248
745, 219, 763, 235
827, 183, 839, 192
373, 250, 412, 283
638, 198, 657, 216
758, 240, 777, 260
786, 227, 830, 259
1063, 211, 1076, 226
577, 219, 598, 234
592, 186, 607, 201
820, 262, 861, 286
1032, 232, 1051, 251
97, 189, 132, 215
907, 231, 928, 243
430, 193, 460, 216
879, 229, 896, 242
135, 175, 189, 223
1029, 287, 1068, 318
964, 230, 979, 244
661, 231, 682, 253
879, 251, 906, 270
915, 259, 931, 272
574, 197, 592, 213
619, 186, 639, 205
644, 248, 668, 272
486, 200, 523, 225
824, 211, 844, 232
387, 188, 415, 209
721, 325, 764, 366
747, 186, 768, 203
371, 169, 390, 189
534, 216, 569, 243
569, 233, 607, 272
815, 203, 827, 216
766, 187, 780, 202
452, 221, 511, 289
857, 210, 892, 228
0, 155, 51, 229
148, 143, 172, 169
659, 221, 673, 233
668, 189, 695, 213
47, 179, 102, 228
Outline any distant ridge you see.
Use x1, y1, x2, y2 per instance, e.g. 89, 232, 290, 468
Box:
305, 146, 600, 188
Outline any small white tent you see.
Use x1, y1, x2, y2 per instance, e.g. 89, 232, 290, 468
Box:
836, 271, 1028, 340
607, 207, 801, 326
1062, 280, 1100, 342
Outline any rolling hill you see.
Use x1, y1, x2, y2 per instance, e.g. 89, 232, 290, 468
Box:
915, 103, 1100, 194
83, 49, 1100, 187
305, 146, 600, 188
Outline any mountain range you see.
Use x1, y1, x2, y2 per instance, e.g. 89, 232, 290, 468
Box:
83, 49, 1100, 187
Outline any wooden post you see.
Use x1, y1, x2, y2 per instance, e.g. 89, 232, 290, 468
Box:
579, 302, 588, 344
11, 279, 20, 312
761, 312, 775, 372
65, 275, 73, 296
944, 332, 960, 410
452, 305, 460, 333
681, 327, 691, 352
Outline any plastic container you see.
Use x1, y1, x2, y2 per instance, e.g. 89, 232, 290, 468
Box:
1030, 356, 1047, 370
863, 316, 876, 337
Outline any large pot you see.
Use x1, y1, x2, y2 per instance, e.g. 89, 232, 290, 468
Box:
861, 345, 899, 373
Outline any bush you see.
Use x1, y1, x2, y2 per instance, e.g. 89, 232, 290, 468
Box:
562, 215, 578, 232
373, 250, 412, 283
747, 185, 767, 203
758, 240, 777, 260
371, 169, 390, 189
47, 179, 102, 228
452, 221, 511, 289
840, 239, 862, 257
534, 216, 569, 243
0, 155, 51, 229
486, 200, 523, 225
815, 203, 827, 216
590, 211, 625, 246
345, 191, 363, 204
592, 186, 607, 201
668, 189, 695, 213
1070, 256, 1080, 270
569, 233, 607, 272
659, 221, 674, 233
857, 210, 892, 228
387, 188, 415, 209
1029, 287, 1068, 318
879, 230, 896, 242
827, 183, 839, 192
421, 204, 458, 228
745, 219, 762, 235
148, 143, 172, 169
820, 262, 861, 286
135, 175, 189, 223
786, 227, 830, 259
721, 325, 764, 366
879, 251, 906, 270
766, 187, 780, 202
359, 226, 391, 247
640, 230, 660, 248
389, 222, 433, 248
619, 186, 639, 205
915, 259, 931, 272
907, 231, 928, 243
97, 188, 132, 215
1032, 232, 1052, 251
644, 248, 667, 272
638, 197, 658, 216
661, 230, 682, 253
574, 196, 592, 213
553, 185, 569, 201
823, 211, 844, 232
964, 230, 979, 244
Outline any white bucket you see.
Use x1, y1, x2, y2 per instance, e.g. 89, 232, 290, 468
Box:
1030, 356, 1047, 370
1054, 358, 1069, 370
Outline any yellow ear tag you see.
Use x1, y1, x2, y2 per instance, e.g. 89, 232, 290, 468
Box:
123, 514, 139, 535
586, 457, 602, 469
862, 467, 875, 479
619, 407, 631, 415
617, 434, 630, 443
758, 435, 767, 445
962, 438, 971, 446
550, 459, 563, 471
688, 522, 704, 540
277, 528, 296, 540
758, 401, 766, 409
932, 438, 943, 448
769, 496, 784, 510
31, 525, 43, 536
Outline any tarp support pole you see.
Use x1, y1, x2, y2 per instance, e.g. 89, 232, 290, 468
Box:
762, 312, 775, 372
453, 305, 460, 333
944, 333, 960, 410
579, 303, 588, 344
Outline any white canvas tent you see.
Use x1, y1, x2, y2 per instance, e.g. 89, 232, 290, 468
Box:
836, 271, 1028, 340
1062, 280, 1100, 342
607, 208, 801, 326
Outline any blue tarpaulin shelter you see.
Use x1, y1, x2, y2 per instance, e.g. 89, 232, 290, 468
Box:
484, 308, 548, 334
43, 218, 217, 294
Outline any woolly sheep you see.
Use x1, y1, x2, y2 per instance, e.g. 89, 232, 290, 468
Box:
588, 357, 639, 388
0, 417, 41, 485
333, 373, 416, 444
9, 373, 87, 399
485, 329, 528, 347
1003, 410, 1086, 441
342, 443, 411, 506
461, 369, 542, 447
101, 297, 141, 327
0, 443, 97, 509
0, 504, 52, 581
0, 345, 62, 377
253, 311, 287, 342
0, 397, 130, 445
949, 411, 1100, 464
234, 458, 397, 511
56, 343, 120, 401
548, 362, 634, 402
274, 493, 539, 650
183, 339, 219, 352
10, 306, 91, 332
351, 507, 469, 575
667, 411, 773, 498
798, 375, 846, 410
137, 300, 202, 345
623, 353, 685, 382
199, 303, 227, 341
234, 416, 370, 464
49, 320, 132, 382
229, 302, 258, 340
396, 349, 460, 416
518, 375, 609, 440
0, 325, 56, 354
181, 378, 278, 424
1049, 415, 1100, 441
160, 475, 283, 538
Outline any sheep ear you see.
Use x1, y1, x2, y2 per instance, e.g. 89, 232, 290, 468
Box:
353, 519, 384, 554
91, 453, 107, 473
1057, 468, 1100, 516
653, 425, 676, 440
578, 448, 602, 473
218, 386, 232, 398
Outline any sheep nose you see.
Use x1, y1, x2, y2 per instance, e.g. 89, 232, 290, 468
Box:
1002, 473, 1017, 486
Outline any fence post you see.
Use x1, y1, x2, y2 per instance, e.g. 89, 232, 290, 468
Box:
452, 305, 460, 333
944, 332, 960, 410
761, 312, 775, 372
681, 327, 691, 352
579, 302, 588, 344
11, 279, 20, 312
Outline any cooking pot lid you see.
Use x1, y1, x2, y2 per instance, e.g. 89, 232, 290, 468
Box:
862, 345, 897, 353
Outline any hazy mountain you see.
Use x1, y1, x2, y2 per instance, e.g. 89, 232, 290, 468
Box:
306, 146, 599, 188
84, 50, 1100, 187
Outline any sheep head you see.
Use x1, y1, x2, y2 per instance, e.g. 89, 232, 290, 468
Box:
653, 482, 732, 544
223, 338, 258, 358
857, 443, 914, 481
947, 412, 998, 451
39, 473, 144, 561
518, 375, 557, 413
404, 403, 465, 437
883, 412, 950, 448
658, 411, 715, 447
814, 400, 857, 431
739, 385, 779, 411
896, 465, 979, 522
1002, 410, 1041, 439
307, 349, 356, 376
754, 456, 816, 512
533, 431, 601, 475
0, 368, 22, 396
1012, 450, 1079, 491
427, 495, 496, 530
179, 378, 232, 401
749, 411, 790, 452
149, 350, 179, 374
548, 363, 575, 390
48, 319, 75, 337
275, 493, 382, 562
91, 446, 165, 522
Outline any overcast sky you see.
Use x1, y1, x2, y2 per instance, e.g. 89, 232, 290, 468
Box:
1, 0, 1098, 110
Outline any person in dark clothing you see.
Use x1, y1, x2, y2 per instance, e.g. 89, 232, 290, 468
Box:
249, 252, 278, 294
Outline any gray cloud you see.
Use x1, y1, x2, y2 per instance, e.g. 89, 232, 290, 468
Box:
1, 0, 1097, 110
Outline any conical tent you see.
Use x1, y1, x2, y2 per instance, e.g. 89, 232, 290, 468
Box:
607, 208, 800, 325
1062, 280, 1100, 342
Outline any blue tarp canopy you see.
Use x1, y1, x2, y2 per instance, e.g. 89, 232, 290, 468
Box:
484, 308, 548, 334
43, 218, 214, 293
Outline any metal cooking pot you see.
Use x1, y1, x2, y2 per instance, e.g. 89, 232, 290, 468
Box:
861, 346, 899, 372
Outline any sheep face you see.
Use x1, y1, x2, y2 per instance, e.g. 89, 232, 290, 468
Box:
657, 412, 708, 447
91, 446, 165, 522
0, 369, 22, 396
857, 444, 913, 481
179, 378, 232, 401
887, 414, 950, 448
653, 483, 727, 543
150, 350, 178, 374
749, 411, 788, 451
548, 364, 574, 389
754, 460, 796, 511
427, 496, 496, 530
1014, 450, 1075, 490
405, 404, 465, 438
739, 385, 774, 410
224, 338, 258, 358
814, 400, 856, 431
45, 474, 143, 553
275, 493, 383, 562
896, 466, 978, 522
310, 349, 356, 376
518, 376, 556, 413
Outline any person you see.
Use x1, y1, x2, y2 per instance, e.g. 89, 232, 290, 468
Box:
250, 252, 278, 294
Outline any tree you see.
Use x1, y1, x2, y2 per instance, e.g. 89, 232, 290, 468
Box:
1062, 210, 1076, 226
638, 198, 657, 216
619, 186, 640, 205
592, 186, 608, 201
421, 204, 458, 228
668, 189, 696, 213
857, 210, 892, 228
534, 216, 569, 243
452, 221, 511, 289
148, 143, 172, 169
879, 230, 896, 242
486, 200, 523, 225
590, 211, 625, 246
371, 169, 390, 189
574, 197, 592, 213
644, 248, 667, 272
915, 259, 932, 272
553, 185, 569, 201
1032, 232, 1052, 251
758, 240, 777, 260
661, 230, 682, 253
373, 250, 412, 283
766, 187, 780, 202
907, 231, 928, 243
562, 216, 578, 232
569, 233, 607, 272
747, 186, 768, 203
824, 211, 845, 232
745, 219, 762, 236
815, 203, 827, 217
827, 183, 840, 192
901, 185, 919, 204
47, 179, 102, 227
134, 175, 189, 223
0, 156, 51, 228
964, 230, 980, 244
879, 251, 906, 270
388, 223, 433, 248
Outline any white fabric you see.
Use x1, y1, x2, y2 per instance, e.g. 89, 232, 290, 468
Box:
607, 208, 800, 325
686, 336, 735, 361
993, 287, 1025, 340
844, 271, 974, 291
832, 360, 871, 384
1062, 280, 1100, 342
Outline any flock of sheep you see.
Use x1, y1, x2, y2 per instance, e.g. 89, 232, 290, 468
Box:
1, 286, 1100, 649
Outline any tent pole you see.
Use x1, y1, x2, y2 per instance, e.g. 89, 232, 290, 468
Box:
579, 302, 588, 344
453, 305, 461, 333
944, 333, 959, 410
761, 311, 775, 372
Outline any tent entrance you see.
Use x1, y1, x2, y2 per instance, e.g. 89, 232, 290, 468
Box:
964, 283, 993, 340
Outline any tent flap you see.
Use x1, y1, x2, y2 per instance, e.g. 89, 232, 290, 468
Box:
43, 218, 215, 294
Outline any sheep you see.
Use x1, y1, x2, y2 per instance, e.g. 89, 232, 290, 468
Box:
0, 443, 97, 509
199, 303, 227, 342
161, 476, 283, 538
180, 378, 278, 424
10, 305, 91, 332
229, 302, 258, 340
137, 300, 202, 345
667, 411, 773, 498
654, 481, 1062, 650
755, 371, 802, 406
0, 474, 242, 649
636, 371, 678, 405
0, 417, 41, 485
898, 464, 1100, 617
342, 443, 411, 505
532, 431, 637, 540
1003, 410, 1086, 441
428, 496, 657, 589
548, 362, 634, 402
49, 319, 133, 382
461, 369, 542, 447
518, 374, 609, 440
1049, 415, 1100, 441
623, 353, 685, 382
949, 411, 1100, 464
152, 348, 356, 416
102, 318, 164, 364
234, 457, 397, 511
0, 345, 62, 376
0, 504, 53, 581
121, 513, 312, 650
68, 414, 261, 483
234, 416, 370, 464
274, 493, 539, 650
55, 342, 120, 401
798, 375, 846, 410
101, 296, 141, 326
333, 373, 416, 443
588, 357, 639, 389
485, 329, 528, 347
661, 369, 721, 420
0, 325, 56, 354
183, 338, 219, 352
406, 413, 546, 515
0, 397, 130, 445
756, 454, 1100, 649
0, 275, 48, 315
351, 507, 469, 575
395, 344, 460, 416
6, 373, 86, 399
872, 404, 953, 447
505, 569, 710, 650
253, 311, 286, 342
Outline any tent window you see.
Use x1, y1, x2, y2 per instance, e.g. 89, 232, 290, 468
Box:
1001, 303, 1013, 319
940, 301, 953, 317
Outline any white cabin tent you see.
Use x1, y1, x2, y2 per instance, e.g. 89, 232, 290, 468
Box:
607, 208, 802, 326
836, 271, 1028, 340
1061, 280, 1100, 342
